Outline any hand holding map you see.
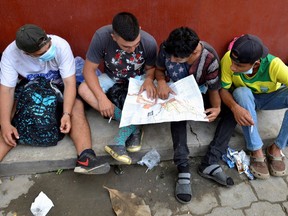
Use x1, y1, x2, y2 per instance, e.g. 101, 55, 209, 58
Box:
119, 75, 208, 128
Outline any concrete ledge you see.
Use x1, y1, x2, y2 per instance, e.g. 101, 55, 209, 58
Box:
0, 109, 286, 177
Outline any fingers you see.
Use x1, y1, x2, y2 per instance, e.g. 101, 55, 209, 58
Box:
60, 116, 71, 133
138, 86, 144, 94
146, 87, 157, 99
100, 106, 114, 118
169, 88, 176, 95
4, 133, 17, 147
204, 108, 220, 122
158, 87, 175, 100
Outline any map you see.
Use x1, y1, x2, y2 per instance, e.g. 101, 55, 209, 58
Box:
119, 75, 208, 128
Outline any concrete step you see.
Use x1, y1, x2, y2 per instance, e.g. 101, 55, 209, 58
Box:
0, 109, 286, 177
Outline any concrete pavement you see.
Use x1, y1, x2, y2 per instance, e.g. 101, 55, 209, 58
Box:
0, 109, 286, 177
0, 108, 288, 215
1, 157, 288, 215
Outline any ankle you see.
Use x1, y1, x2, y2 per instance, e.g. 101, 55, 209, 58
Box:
268, 144, 281, 157
251, 149, 264, 158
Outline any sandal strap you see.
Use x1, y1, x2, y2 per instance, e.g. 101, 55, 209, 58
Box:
250, 156, 266, 162
202, 164, 222, 175
266, 149, 284, 161
178, 173, 191, 185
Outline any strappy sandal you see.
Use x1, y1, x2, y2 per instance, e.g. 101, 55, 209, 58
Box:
175, 173, 192, 204
198, 164, 234, 186
266, 149, 286, 177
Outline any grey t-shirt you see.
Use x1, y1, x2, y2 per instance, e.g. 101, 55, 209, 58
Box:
86, 25, 157, 83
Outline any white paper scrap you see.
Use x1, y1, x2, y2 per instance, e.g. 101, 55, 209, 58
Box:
30, 191, 54, 216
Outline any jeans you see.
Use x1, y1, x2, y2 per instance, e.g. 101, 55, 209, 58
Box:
233, 86, 288, 151
200, 105, 237, 166
171, 121, 190, 167
173, 94, 237, 168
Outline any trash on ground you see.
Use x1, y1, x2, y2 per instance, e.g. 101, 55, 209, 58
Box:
223, 147, 254, 180
56, 169, 63, 175
30, 191, 54, 216
137, 149, 160, 172
103, 186, 151, 216
114, 165, 124, 175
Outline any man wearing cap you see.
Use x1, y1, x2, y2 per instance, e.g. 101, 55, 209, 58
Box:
220, 34, 288, 179
0, 24, 110, 175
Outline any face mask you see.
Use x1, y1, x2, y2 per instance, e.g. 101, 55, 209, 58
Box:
39, 44, 56, 62
242, 67, 253, 74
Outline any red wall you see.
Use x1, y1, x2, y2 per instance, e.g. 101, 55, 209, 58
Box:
1, 0, 288, 63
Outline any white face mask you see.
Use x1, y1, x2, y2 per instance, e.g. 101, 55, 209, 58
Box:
238, 62, 256, 75
242, 66, 253, 74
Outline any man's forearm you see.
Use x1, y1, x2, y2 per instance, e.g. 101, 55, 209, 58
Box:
0, 86, 15, 125
155, 68, 166, 82
62, 76, 76, 114
145, 66, 155, 81
208, 89, 221, 108
219, 88, 239, 112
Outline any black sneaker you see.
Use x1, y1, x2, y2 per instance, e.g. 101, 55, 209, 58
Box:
104, 145, 132, 164
126, 129, 144, 153
74, 152, 110, 174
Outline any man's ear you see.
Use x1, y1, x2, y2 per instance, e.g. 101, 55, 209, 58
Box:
254, 60, 261, 67
111, 33, 116, 41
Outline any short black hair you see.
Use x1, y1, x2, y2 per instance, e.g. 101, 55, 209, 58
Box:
112, 12, 140, 41
164, 27, 200, 58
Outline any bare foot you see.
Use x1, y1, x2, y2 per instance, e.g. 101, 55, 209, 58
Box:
267, 143, 282, 157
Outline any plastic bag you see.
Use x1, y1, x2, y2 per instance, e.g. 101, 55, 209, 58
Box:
75, 56, 102, 84
138, 149, 160, 172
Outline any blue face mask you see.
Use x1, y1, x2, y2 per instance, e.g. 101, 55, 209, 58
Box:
39, 44, 56, 62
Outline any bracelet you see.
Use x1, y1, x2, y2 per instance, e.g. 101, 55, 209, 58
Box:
62, 112, 72, 117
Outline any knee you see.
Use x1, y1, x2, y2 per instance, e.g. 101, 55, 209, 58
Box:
78, 82, 89, 98
72, 99, 85, 116
232, 87, 254, 105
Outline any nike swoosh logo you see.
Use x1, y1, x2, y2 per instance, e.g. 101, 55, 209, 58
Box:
77, 158, 89, 166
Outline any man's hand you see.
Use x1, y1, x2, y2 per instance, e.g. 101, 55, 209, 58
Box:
98, 95, 115, 118
1, 123, 19, 147
157, 80, 176, 100
139, 78, 157, 99
205, 107, 221, 122
60, 114, 72, 133
232, 105, 254, 126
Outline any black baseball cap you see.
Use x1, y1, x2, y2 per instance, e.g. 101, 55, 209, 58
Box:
230, 34, 269, 64
16, 24, 51, 53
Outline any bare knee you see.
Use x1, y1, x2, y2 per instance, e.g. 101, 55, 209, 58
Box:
78, 82, 89, 99
72, 99, 85, 117
0, 142, 13, 161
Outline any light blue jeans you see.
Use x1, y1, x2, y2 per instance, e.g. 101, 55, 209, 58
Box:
233, 86, 288, 151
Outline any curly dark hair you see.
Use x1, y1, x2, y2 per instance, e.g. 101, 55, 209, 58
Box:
164, 27, 200, 58
112, 12, 140, 41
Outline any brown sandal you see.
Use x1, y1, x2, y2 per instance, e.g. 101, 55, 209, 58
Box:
249, 156, 270, 179
266, 149, 286, 177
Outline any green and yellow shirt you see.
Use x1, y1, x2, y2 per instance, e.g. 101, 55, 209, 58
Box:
221, 51, 288, 94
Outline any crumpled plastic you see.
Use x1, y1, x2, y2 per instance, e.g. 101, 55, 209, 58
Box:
138, 149, 160, 172
223, 147, 254, 180
30, 191, 54, 216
